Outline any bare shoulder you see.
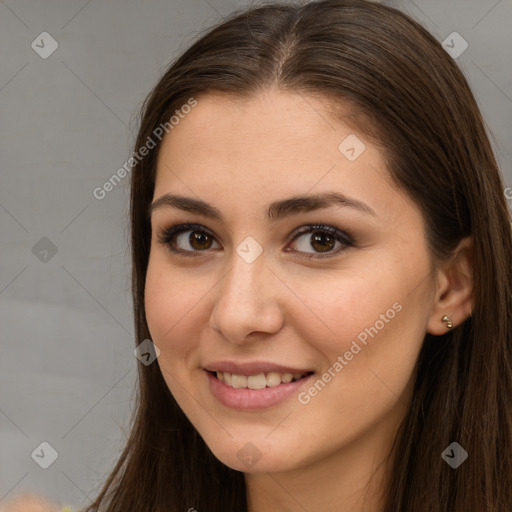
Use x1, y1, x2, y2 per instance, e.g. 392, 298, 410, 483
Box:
0, 493, 63, 512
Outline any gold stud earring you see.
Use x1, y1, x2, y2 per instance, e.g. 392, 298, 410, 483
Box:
442, 315, 453, 329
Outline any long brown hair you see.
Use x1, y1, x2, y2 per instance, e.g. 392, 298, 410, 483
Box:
82, 1, 512, 510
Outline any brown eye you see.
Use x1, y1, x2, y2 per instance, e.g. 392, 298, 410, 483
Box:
288, 225, 354, 259
157, 223, 221, 256
158, 222, 354, 259
309, 232, 336, 253
188, 231, 214, 250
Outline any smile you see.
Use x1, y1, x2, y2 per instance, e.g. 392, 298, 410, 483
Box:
204, 364, 315, 410
212, 371, 312, 389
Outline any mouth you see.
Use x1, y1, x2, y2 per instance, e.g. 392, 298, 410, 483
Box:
207, 370, 315, 390
203, 361, 316, 409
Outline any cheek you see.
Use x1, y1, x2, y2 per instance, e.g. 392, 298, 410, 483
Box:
284, 264, 402, 355
144, 256, 201, 358
144, 261, 201, 406
286, 255, 430, 393
144, 253, 229, 381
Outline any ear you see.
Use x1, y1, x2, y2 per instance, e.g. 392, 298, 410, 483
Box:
426, 236, 474, 335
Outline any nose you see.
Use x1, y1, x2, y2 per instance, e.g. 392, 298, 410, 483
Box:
209, 249, 284, 345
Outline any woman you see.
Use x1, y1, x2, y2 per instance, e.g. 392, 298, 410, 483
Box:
7, 0, 511, 510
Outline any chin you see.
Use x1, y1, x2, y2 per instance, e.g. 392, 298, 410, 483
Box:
201, 431, 308, 474
215, 448, 298, 474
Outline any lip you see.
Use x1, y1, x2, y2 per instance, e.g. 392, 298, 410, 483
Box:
205, 370, 315, 410
203, 360, 314, 376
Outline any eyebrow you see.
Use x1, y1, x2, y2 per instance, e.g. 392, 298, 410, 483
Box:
147, 191, 377, 222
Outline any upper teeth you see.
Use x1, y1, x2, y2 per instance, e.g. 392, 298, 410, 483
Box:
216, 371, 306, 389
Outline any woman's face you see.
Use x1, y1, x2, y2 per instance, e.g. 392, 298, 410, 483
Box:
145, 90, 436, 474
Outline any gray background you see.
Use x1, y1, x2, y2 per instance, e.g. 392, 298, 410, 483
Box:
1, 0, 511, 508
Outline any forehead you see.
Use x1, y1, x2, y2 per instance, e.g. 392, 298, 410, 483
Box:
156, 91, 375, 176
159, 90, 357, 153
152, 89, 411, 226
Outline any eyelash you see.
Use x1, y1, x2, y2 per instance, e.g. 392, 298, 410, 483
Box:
156, 222, 355, 259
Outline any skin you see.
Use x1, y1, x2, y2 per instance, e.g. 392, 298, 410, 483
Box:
0, 494, 62, 511
144, 89, 473, 512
